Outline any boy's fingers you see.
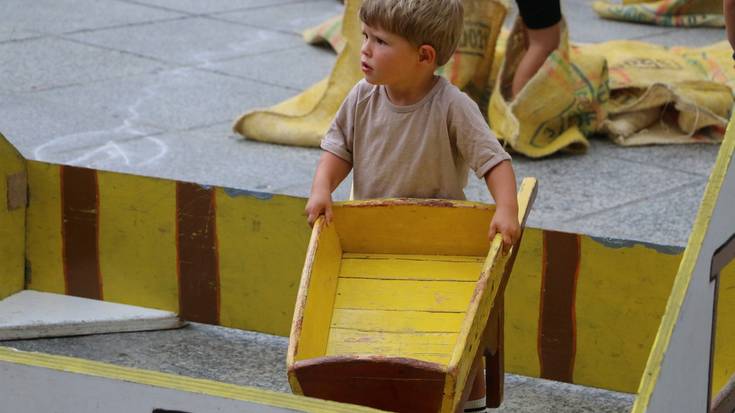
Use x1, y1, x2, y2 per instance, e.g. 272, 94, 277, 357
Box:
502, 233, 512, 255
325, 205, 333, 225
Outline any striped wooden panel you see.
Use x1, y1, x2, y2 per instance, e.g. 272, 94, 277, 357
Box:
61, 166, 102, 300
176, 182, 220, 324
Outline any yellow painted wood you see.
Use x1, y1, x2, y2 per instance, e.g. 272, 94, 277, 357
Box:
217, 189, 311, 336
0, 347, 384, 413
713, 261, 735, 396
0, 133, 26, 300
25, 161, 65, 294
289, 218, 343, 362
504, 227, 544, 379
575, 238, 680, 394
334, 278, 476, 312
331, 309, 464, 333
97, 172, 178, 312
340, 254, 483, 281
633, 119, 735, 412
332, 200, 495, 256
326, 328, 456, 364
444, 177, 537, 412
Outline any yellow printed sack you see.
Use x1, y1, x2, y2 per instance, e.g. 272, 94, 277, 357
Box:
592, 0, 724, 27
488, 18, 608, 158
579, 40, 732, 145
234, 0, 508, 147
303, 14, 346, 53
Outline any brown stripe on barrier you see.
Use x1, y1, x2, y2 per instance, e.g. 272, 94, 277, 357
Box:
61, 166, 102, 299
176, 182, 220, 324
538, 231, 580, 382
708, 233, 735, 412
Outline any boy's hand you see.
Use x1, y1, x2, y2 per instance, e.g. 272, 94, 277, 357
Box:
488, 207, 520, 255
305, 189, 333, 227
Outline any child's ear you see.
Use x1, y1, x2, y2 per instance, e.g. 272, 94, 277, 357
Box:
418, 45, 436, 65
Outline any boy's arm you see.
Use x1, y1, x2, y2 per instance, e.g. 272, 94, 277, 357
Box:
484, 160, 520, 254
305, 151, 352, 226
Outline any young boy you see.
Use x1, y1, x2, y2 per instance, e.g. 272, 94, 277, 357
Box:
305, 0, 519, 410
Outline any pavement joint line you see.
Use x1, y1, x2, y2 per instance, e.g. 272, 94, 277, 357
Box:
54, 34, 175, 67
192, 66, 303, 93
0, 33, 47, 46
192, 43, 311, 66
202, 14, 306, 37
57, 15, 192, 37
559, 178, 706, 225
199, 0, 316, 17
110, 0, 202, 17
600, 150, 716, 179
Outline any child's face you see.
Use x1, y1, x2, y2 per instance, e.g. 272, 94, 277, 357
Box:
360, 23, 421, 86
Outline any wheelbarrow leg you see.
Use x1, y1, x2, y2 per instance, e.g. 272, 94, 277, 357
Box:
485, 297, 504, 408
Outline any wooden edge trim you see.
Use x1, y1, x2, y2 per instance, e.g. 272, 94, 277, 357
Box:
287, 217, 326, 368
334, 198, 495, 210
712, 373, 735, 413
711, 232, 735, 281
293, 355, 447, 374
0, 347, 382, 413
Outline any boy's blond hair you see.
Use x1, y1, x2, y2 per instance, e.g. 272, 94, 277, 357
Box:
359, 0, 464, 66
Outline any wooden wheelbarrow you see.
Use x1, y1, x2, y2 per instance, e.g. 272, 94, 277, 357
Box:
287, 178, 537, 412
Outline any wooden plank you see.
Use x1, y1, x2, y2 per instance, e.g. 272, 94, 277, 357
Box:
61, 165, 102, 300
97, 172, 178, 312
326, 328, 456, 364
334, 278, 475, 312
176, 182, 219, 324
339, 254, 482, 281
0, 133, 26, 300
332, 200, 494, 256
331, 308, 464, 333
289, 219, 343, 363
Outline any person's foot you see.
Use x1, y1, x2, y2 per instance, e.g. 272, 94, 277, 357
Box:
464, 397, 487, 412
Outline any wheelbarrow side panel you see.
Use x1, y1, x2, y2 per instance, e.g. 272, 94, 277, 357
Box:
293, 355, 447, 413
288, 218, 343, 393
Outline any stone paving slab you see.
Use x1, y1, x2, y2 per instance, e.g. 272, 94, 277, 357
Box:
0, 291, 183, 341
210, 44, 336, 90
0, 0, 185, 35
66, 16, 305, 67
125, 0, 305, 15
0, 37, 170, 93
0, 91, 164, 152
215, 0, 346, 34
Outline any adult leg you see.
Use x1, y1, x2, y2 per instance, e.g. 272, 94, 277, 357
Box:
511, 0, 562, 97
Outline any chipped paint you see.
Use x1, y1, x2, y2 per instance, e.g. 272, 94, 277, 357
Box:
589, 236, 684, 255
223, 187, 273, 200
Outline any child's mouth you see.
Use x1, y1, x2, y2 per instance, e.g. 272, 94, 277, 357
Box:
361, 61, 373, 73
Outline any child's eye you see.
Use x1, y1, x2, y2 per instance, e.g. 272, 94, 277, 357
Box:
376, 37, 386, 45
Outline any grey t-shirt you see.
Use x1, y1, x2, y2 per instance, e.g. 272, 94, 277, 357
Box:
321, 77, 510, 200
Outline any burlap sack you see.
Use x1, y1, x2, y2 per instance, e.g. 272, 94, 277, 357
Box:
303, 14, 346, 53
234, 0, 508, 147
488, 18, 609, 158
580, 40, 732, 145
592, 0, 724, 27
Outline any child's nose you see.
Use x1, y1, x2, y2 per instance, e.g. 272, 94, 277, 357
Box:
361, 41, 371, 56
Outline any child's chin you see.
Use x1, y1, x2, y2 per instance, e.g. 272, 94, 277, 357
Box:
363, 76, 382, 85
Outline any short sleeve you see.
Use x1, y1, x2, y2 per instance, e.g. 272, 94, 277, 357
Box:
320, 84, 360, 164
447, 92, 511, 179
